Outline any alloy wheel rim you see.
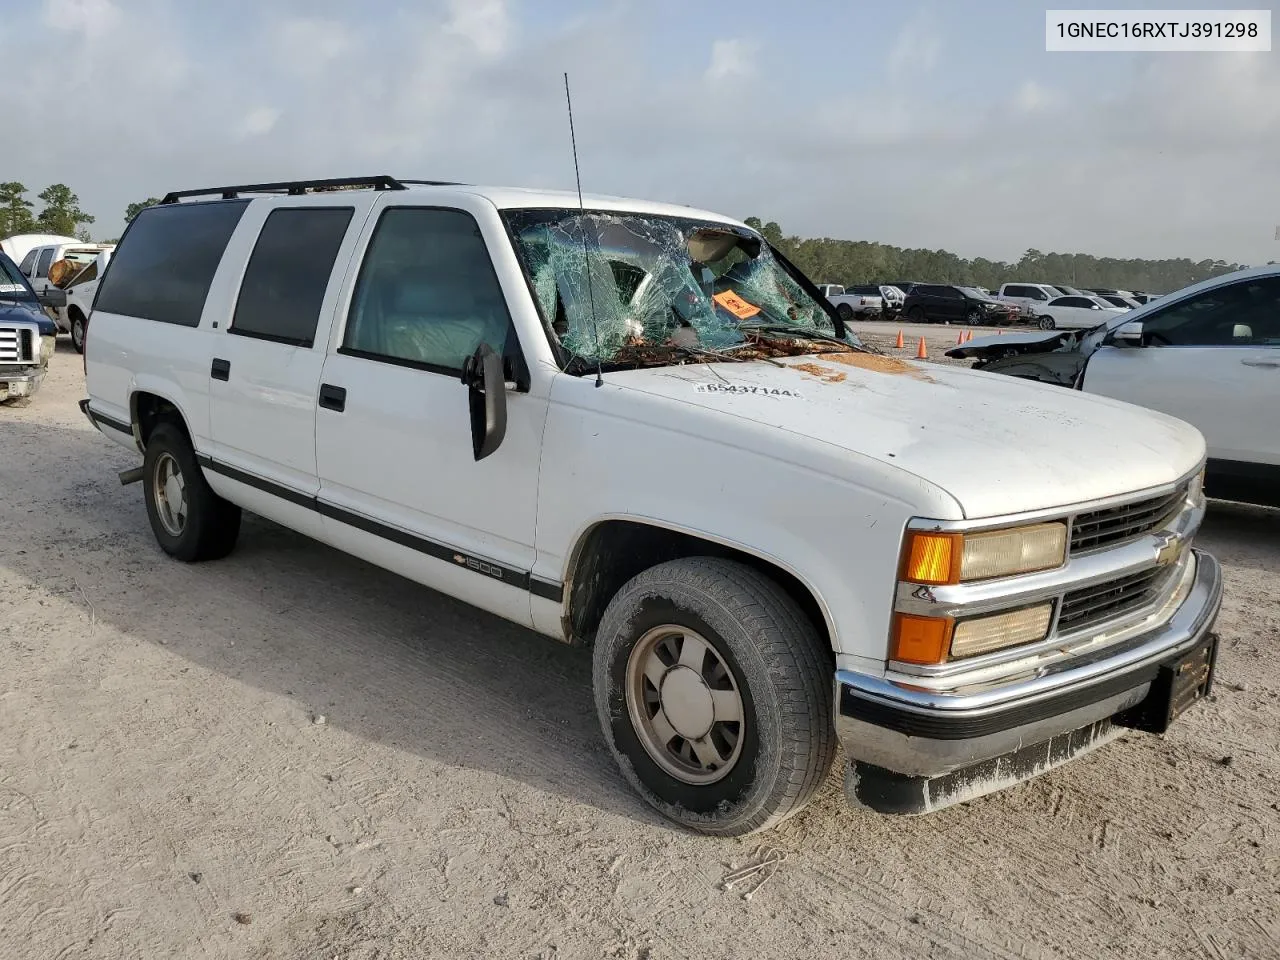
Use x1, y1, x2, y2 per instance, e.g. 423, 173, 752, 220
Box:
625, 625, 745, 785
153, 452, 187, 536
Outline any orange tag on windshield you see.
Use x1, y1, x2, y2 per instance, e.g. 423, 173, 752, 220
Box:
713, 289, 761, 320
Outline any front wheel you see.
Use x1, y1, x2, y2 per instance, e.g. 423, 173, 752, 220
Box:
593, 557, 836, 836
1038, 315, 1056, 330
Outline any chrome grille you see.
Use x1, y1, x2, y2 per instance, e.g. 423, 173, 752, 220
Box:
0, 327, 23, 362
1058, 566, 1174, 634
1071, 485, 1188, 553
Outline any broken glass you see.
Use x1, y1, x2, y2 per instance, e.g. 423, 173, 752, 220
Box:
505, 209, 846, 368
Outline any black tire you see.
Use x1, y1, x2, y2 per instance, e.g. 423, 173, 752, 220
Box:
143, 421, 241, 562
907, 305, 925, 322
69, 309, 86, 354
1038, 315, 1056, 330
593, 557, 836, 836
836, 303, 854, 322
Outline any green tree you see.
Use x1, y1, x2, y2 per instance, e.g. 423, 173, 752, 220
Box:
125, 197, 161, 223
35, 183, 94, 237
0, 182, 36, 237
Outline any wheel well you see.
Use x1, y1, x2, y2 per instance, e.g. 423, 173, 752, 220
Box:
68, 304, 85, 321
131, 392, 190, 449
564, 520, 832, 654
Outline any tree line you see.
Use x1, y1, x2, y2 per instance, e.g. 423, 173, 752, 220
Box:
0, 182, 158, 244
745, 217, 1249, 295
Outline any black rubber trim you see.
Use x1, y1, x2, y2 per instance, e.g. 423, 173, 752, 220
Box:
87, 406, 134, 438
849, 718, 1117, 815
839, 661, 1163, 741
194, 453, 557, 597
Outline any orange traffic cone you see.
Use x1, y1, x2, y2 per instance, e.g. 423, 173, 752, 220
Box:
916, 337, 928, 359
956, 331, 965, 345
895, 330, 904, 349
965, 330, 974, 342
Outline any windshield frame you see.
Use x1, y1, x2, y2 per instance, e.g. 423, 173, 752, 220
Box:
0, 252, 38, 302
498, 206, 855, 373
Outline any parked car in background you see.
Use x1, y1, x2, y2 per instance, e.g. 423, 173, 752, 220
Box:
1131, 292, 1161, 305
827, 286, 883, 321
815, 283, 844, 298
80, 175, 1223, 832
846, 284, 903, 318
2, 233, 79, 268
55, 249, 111, 352
19, 240, 113, 308
903, 284, 1016, 325
1087, 288, 1136, 300
1051, 284, 1089, 297
1032, 294, 1128, 330
0, 251, 56, 401
996, 283, 1066, 322
950, 265, 1279, 507
1097, 293, 1142, 310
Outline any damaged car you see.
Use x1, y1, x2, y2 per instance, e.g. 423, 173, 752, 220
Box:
0, 250, 56, 402
949, 265, 1280, 507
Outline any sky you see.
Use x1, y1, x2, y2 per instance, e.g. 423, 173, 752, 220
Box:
5, 0, 1279, 265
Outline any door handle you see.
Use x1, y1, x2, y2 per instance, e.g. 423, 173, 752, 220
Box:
1240, 359, 1280, 368
318, 383, 346, 412
210, 358, 230, 381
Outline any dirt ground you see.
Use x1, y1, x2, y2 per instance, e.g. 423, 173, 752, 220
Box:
2, 343, 1278, 960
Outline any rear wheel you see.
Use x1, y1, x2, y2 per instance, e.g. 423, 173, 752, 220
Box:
69, 309, 86, 354
1038, 315, 1056, 330
836, 303, 854, 323
593, 557, 836, 836
907, 305, 925, 322
143, 422, 241, 562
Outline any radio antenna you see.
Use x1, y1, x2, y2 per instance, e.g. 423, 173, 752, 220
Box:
564, 72, 604, 387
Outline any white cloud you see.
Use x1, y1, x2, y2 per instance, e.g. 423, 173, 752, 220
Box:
886, 9, 941, 81
705, 38, 759, 83
235, 107, 281, 140
42, 0, 120, 33
445, 0, 509, 58
1013, 80, 1051, 114
273, 17, 353, 78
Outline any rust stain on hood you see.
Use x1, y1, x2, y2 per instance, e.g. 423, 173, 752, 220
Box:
819, 352, 934, 381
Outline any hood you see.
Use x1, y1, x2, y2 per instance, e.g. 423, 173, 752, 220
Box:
607, 351, 1204, 519
0, 298, 55, 337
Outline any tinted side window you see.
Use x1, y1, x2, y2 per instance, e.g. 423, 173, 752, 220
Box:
1006, 285, 1028, 298
35, 248, 54, 279
342, 207, 514, 374
1061, 296, 1091, 308
1140, 277, 1280, 346
96, 200, 250, 327
18, 250, 36, 274
68, 261, 98, 287
230, 208, 354, 347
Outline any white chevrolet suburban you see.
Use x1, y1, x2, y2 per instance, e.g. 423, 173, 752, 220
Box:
82, 176, 1223, 835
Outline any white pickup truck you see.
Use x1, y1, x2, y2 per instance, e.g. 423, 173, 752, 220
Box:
818, 284, 883, 322
82, 176, 1222, 834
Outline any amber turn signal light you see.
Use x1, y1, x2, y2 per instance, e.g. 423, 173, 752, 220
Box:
901, 532, 963, 585
890, 613, 954, 665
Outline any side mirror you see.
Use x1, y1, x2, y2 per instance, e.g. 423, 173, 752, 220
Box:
1112, 319, 1144, 345
461, 342, 508, 462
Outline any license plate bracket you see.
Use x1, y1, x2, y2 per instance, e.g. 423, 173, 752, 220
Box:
1115, 633, 1218, 734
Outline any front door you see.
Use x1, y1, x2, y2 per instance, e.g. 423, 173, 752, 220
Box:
314, 197, 547, 626
1082, 275, 1280, 481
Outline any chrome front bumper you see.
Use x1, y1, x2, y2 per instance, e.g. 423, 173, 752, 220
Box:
0, 366, 45, 398
836, 548, 1222, 813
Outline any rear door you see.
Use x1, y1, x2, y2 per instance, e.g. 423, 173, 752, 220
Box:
206, 198, 374, 510
1083, 275, 1280, 472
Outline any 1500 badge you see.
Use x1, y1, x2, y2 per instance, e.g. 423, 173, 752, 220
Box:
695, 384, 804, 398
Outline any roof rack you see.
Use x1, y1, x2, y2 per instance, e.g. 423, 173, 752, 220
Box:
159, 175, 414, 204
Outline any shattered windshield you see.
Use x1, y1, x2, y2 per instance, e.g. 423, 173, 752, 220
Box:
504, 209, 860, 369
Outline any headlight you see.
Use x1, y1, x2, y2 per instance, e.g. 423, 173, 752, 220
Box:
951, 603, 1053, 659
901, 522, 1067, 585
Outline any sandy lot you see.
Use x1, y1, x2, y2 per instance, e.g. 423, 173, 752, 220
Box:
2, 344, 1278, 960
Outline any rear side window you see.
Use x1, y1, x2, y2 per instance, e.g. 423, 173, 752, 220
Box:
18, 250, 36, 274
230, 207, 354, 347
35, 248, 54, 279
95, 200, 250, 326
68, 261, 98, 287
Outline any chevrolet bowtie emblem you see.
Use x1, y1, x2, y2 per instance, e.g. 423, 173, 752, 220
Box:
1153, 532, 1185, 567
